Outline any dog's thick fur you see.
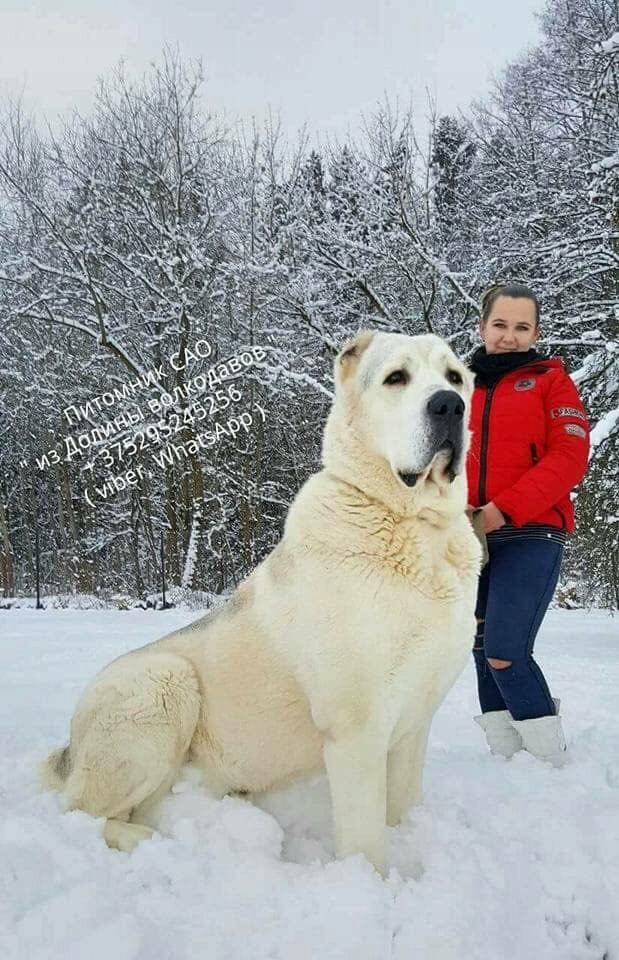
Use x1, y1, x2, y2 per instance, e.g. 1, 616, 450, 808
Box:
41, 331, 481, 873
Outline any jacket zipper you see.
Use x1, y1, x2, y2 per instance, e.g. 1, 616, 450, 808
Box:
478, 383, 497, 505
530, 443, 539, 464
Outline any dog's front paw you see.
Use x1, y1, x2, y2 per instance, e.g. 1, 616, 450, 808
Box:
103, 820, 155, 852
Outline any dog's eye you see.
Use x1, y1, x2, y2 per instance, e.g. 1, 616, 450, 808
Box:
446, 370, 463, 386
383, 369, 409, 386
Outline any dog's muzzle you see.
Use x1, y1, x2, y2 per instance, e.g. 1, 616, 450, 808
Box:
396, 389, 466, 488
426, 389, 465, 482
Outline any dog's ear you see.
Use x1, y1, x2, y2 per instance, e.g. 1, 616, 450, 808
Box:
336, 330, 375, 384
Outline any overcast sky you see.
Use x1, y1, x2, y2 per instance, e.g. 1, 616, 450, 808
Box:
0, 0, 544, 144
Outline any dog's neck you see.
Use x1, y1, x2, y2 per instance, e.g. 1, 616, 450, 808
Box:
284, 469, 480, 598
323, 469, 463, 529
321, 430, 465, 529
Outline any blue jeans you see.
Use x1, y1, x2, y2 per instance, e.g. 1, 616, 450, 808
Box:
473, 532, 563, 721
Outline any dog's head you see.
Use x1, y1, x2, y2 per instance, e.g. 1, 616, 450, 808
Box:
324, 330, 475, 510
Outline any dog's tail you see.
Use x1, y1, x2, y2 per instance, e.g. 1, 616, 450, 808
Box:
39, 745, 71, 792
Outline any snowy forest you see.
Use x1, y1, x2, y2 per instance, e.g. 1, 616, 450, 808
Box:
0, 0, 617, 608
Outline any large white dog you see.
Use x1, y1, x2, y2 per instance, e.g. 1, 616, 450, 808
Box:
41, 330, 482, 874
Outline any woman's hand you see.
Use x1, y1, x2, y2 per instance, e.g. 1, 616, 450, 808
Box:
480, 501, 507, 533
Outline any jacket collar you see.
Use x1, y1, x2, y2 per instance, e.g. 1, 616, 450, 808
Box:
470, 347, 559, 388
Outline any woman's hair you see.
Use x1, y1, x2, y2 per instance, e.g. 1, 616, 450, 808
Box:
480, 281, 540, 328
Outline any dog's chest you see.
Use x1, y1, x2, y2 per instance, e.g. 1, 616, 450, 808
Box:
378, 594, 473, 729
376, 518, 479, 600
296, 560, 473, 681
365, 581, 471, 670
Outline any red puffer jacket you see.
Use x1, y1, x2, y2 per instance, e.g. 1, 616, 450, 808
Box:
466, 358, 590, 531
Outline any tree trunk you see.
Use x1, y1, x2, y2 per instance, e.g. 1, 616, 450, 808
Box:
60, 461, 91, 593
0, 488, 14, 597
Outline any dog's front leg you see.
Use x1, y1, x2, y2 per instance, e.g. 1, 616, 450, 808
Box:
386, 721, 431, 827
323, 728, 388, 875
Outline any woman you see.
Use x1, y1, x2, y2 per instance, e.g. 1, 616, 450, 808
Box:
467, 282, 590, 766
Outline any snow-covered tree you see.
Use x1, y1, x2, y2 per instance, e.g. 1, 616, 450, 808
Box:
0, 7, 617, 605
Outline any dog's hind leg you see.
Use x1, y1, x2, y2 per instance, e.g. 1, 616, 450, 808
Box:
62, 652, 201, 852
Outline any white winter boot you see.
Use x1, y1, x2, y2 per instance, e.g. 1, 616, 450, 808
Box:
509, 699, 567, 767
474, 710, 523, 759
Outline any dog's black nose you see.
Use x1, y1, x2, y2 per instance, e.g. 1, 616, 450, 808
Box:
426, 390, 464, 423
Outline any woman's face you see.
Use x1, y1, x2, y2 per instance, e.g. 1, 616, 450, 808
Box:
480, 295, 538, 354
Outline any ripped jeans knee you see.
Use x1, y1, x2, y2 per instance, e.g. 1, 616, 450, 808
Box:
487, 657, 513, 670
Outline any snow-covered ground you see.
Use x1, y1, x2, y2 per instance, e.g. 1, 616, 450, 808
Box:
1, 607, 618, 960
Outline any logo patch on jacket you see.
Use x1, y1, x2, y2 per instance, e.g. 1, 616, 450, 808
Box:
514, 378, 536, 391
551, 406, 586, 421
564, 424, 587, 438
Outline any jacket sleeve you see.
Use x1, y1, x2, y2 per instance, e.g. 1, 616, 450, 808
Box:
492, 368, 590, 526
